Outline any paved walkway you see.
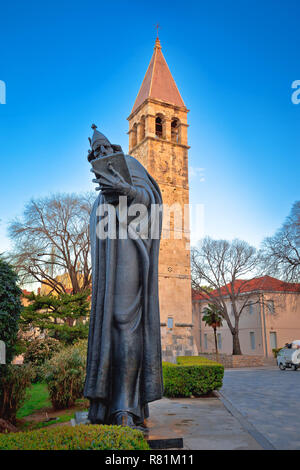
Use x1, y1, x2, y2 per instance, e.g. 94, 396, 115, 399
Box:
148, 396, 262, 450
221, 368, 300, 450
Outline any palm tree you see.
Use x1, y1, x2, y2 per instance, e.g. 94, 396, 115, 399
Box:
202, 303, 223, 360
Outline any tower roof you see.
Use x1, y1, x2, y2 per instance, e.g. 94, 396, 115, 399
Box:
131, 38, 186, 114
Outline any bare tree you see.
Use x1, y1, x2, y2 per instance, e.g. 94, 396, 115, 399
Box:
8, 193, 95, 294
261, 201, 300, 282
191, 237, 262, 355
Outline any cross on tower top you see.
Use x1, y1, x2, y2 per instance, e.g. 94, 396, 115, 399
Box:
155, 23, 160, 39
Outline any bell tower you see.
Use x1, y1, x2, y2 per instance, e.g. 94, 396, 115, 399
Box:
127, 38, 196, 360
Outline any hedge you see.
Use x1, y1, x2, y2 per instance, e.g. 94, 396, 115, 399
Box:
0, 424, 149, 450
176, 356, 222, 366
162, 356, 224, 398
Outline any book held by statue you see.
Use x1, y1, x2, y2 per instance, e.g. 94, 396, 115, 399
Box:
91, 152, 133, 204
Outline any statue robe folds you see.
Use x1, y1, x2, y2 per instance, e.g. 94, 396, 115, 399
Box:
84, 155, 163, 424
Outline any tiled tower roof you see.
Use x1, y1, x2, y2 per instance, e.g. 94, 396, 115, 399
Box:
131, 38, 185, 114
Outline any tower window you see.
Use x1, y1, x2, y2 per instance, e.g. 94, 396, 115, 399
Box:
171, 118, 181, 143
131, 123, 137, 148
139, 116, 145, 141
155, 115, 164, 138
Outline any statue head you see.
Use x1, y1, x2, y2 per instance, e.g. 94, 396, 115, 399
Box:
88, 124, 122, 162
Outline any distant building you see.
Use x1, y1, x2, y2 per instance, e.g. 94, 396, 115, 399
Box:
39, 273, 77, 296
192, 276, 300, 357
21, 289, 33, 306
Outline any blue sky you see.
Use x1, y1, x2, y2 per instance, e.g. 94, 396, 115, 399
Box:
0, 0, 299, 253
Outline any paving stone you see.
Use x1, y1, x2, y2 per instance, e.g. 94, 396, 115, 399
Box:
148, 397, 262, 450
221, 368, 300, 450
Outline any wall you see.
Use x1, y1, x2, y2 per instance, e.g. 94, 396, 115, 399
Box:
262, 292, 300, 356
198, 353, 265, 368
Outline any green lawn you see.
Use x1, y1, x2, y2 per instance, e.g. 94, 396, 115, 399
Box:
17, 383, 89, 431
17, 383, 51, 419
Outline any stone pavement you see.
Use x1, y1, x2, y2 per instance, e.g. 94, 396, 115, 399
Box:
148, 396, 262, 450
221, 368, 300, 450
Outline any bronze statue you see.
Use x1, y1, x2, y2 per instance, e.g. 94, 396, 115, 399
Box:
84, 125, 163, 427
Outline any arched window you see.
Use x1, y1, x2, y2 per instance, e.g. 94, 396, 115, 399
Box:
139, 116, 145, 141
171, 118, 181, 143
155, 114, 165, 138
131, 123, 137, 148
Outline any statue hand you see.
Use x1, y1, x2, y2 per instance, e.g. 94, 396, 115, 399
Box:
93, 163, 134, 196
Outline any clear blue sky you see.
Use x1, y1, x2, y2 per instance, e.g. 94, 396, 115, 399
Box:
0, 0, 299, 252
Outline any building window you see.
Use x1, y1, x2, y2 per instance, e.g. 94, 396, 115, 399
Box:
171, 118, 181, 143
267, 300, 275, 314
217, 333, 222, 350
139, 116, 145, 141
204, 333, 208, 350
250, 332, 256, 350
270, 332, 277, 349
155, 115, 164, 138
249, 303, 254, 314
167, 317, 173, 329
131, 123, 137, 147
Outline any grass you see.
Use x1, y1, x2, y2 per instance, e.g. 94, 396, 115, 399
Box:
16, 382, 89, 431
19, 409, 80, 431
17, 383, 51, 419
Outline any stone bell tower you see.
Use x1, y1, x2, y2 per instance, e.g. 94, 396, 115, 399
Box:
127, 37, 196, 360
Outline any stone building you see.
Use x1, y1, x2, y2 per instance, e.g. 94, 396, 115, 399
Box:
192, 276, 300, 358
128, 38, 196, 360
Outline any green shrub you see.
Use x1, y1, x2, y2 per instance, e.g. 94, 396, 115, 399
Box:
162, 356, 224, 398
43, 341, 87, 409
0, 424, 149, 450
272, 348, 283, 358
0, 364, 34, 423
24, 337, 62, 367
24, 337, 62, 382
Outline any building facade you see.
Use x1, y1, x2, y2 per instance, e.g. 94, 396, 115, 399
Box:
192, 276, 300, 357
128, 38, 196, 360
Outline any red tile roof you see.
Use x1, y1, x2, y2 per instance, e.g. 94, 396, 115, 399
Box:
131, 38, 186, 114
22, 289, 33, 296
193, 276, 300, 300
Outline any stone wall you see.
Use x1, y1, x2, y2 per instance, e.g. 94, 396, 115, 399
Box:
198, 353, 265, 368
161, 324, 196, 363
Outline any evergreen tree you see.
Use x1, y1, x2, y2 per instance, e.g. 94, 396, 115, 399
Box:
20, 291, 90, 346
0, 256, 22, 364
